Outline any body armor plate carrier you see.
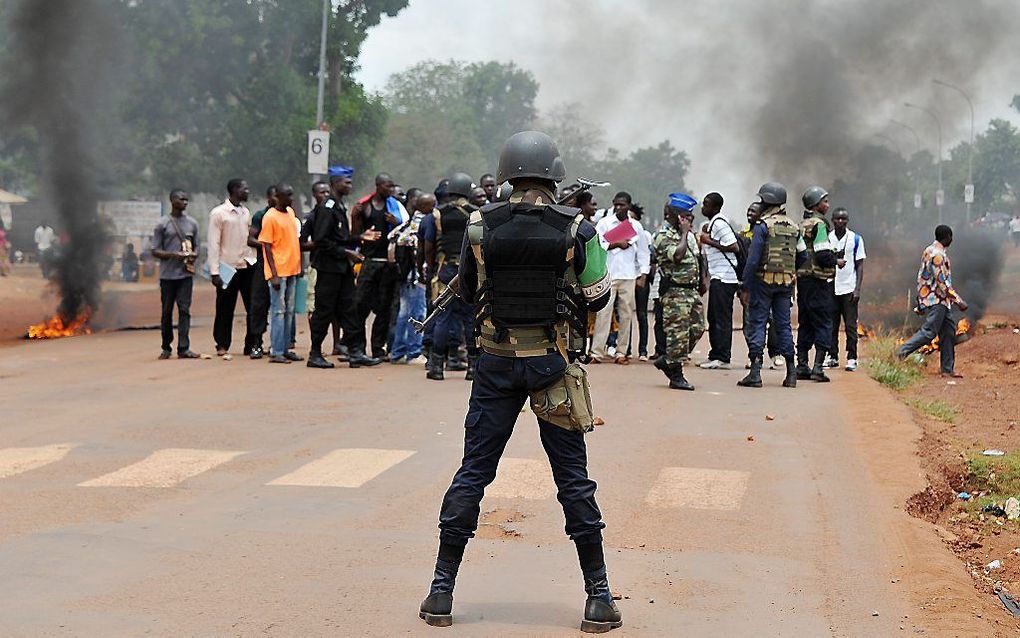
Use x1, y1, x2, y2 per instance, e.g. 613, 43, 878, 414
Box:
759, 211, 799, 286
468, 202, 586, 357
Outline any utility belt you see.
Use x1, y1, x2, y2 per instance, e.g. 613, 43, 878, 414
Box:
757, 271, 795, 286
658, 276, 699, 295
529, 361, 595, 433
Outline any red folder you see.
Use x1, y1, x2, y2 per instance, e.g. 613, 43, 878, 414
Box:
602, 220, 637, 244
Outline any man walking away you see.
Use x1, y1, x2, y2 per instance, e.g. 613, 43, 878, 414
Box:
699, 192, 741, 369
591, 191, 650, 364
246, 186, 277, 359
34, 219, 55, 278
825, 207, 866, 371
898, 225, 968, 378
795, 186, 838, 382
208, 178, 257, 357
258, 184, 304, 364
151, 189, 200, 359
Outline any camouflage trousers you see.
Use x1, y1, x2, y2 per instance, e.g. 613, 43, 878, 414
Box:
661, 289, 706, 365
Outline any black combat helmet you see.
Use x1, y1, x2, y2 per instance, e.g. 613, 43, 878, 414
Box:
446, 172, 475, 198
496, 131, 567, 184
802, 186, 829, 210
757, 182, 788, 206
494, 181, 512, 202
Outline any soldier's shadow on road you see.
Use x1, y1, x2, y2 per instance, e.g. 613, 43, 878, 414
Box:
455, 601, 578, 627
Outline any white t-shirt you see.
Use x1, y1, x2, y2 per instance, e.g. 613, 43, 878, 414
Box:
34, 225, 55, 251
1010, 217, 1020, 233
595, 215, 651, 281
832, 229, 866, 296
704, 213, 739, 283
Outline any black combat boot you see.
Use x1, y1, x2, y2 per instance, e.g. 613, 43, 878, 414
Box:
782, 355, 798, 388
464, 355, 478, 381
810, 350, 831, 382
576, 542, 622, 634
653, 355, 672, 379
306, 350, 334, 369
426, 352, 445, 380
737, 356, 763, 388
668, 362, 694, 391
332, 343, 349, 362
795, 350, 812, 380
420, 543, 463, 627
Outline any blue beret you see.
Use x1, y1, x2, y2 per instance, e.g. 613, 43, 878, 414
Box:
328, 165, 354, 178
667, 192, 697, 212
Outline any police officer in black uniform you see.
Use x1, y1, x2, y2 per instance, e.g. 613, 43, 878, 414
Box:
424, 172, 478, 381
419, 131, 621, 633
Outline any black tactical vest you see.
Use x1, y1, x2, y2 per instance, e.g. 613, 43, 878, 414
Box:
437, 203, 471, 262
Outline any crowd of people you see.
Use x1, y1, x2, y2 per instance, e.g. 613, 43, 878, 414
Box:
144, 167, 895, 386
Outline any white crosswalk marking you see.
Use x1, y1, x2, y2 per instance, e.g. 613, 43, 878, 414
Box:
487, 457, 556, 500
645, 467, 750, 511
79, 448, 245, 488
266, 448, 416, 488
0, 443, 76, 479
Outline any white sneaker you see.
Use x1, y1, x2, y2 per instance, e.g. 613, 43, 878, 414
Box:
823, 355, 838, 369
845, 358, 858, 372
699, 359, 723, 369
767, 358, 776, 370
607, 346, 617, 358
773, 356, 785, 368
639, 355, 649, 362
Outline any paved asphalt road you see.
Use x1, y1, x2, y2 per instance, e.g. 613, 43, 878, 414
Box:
0, 320, 930, 636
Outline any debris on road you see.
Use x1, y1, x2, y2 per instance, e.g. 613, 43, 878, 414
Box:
746, 434, 755, 442
986, 559, 1002, 571
996, 588, 1020, 617
1006, 497, 1020, 520
983, 449, 1006, 457
958, 492, 971, 500
593, 416, 606, 426
870, 610, 880, 617
765, 414, 775, 421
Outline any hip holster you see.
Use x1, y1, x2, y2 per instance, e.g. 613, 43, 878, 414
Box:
529, 363, 595, 433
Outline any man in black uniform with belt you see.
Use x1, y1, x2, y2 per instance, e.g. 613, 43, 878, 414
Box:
351, 172, 401, 360
424, 171, 478, 381
306, 166, 381, 368
419, 131, 621, 633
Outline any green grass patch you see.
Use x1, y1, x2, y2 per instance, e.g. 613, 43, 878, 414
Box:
863, 336, 924, 391
964, 451, 1020, 510
905, 398, 958, 423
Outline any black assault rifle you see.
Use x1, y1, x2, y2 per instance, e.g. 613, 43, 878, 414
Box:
409, 178, 609, 334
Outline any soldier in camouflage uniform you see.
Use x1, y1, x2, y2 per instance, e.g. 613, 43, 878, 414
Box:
652, 193, 706, 391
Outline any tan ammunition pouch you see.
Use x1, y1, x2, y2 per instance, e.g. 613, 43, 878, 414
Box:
529, 362, 595, 433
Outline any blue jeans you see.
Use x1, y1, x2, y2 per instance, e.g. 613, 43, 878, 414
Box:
898, 304, 957, 374
391, 282, 426, 359
269, 275, 297, 356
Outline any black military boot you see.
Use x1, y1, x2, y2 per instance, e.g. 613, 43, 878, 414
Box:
464, 355, 478, 381
653, 355, 672, 379
419, 545, 462, 627
668, 362, 694, 391
332, 343, 349, 362
795, 350, 812, 380
576, 542, 622, 634
737, 356, 763, 388
426, 352, 445, 380
782, 355, 798, 388
810, 350, 831, 382
306, 350, 335, 369
348, 349, 381, 368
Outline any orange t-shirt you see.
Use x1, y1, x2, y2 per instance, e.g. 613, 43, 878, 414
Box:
258, 207, 301, 278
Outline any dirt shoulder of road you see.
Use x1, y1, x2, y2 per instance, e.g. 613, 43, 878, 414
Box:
854, 313, 1020, 634
0, 265, 215, 345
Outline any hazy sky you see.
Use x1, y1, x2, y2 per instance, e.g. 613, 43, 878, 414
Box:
357, 0, 1020, 203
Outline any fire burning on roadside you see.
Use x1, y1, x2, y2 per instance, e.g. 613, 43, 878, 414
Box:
857, 323, 876, 339
919, 318, 972, 354
27, 310, 92, 339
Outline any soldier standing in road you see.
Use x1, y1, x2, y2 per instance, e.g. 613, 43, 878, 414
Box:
652, 192, 706, 391
738, 183, 806, 388
419, 131, 621, 633
421, 172, 479, 381
795, 186, 838, 382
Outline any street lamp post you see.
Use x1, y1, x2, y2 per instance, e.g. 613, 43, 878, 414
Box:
905, 102, 944, 224
890, 119, 922, 213
315, 0, 329, 128
933, 79, 976, 223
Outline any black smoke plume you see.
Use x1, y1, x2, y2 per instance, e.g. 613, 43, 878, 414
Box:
1, 0, 119, 321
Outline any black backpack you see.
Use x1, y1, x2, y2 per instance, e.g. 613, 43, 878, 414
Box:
709, 217, 747, 279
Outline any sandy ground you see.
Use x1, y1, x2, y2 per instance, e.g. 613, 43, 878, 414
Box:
0, 309, 1009, 636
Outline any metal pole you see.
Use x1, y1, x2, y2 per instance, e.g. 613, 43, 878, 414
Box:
315, 0, 329, 128
891, 119, 922, 216
933, 79, 976, 223
905, 102, 943, 224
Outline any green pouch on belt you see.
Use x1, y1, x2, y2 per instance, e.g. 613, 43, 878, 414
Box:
529, 363, 595, 433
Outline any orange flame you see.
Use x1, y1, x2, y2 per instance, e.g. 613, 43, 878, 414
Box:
27, 310, 92, 339
857, 323, 876, 339
919, 318, 972, 354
